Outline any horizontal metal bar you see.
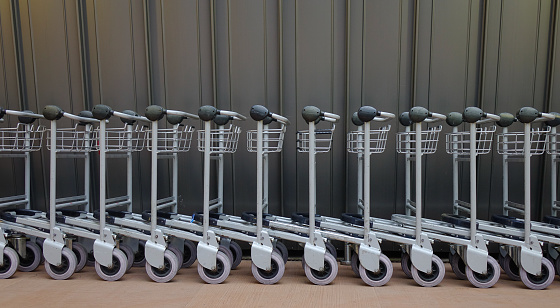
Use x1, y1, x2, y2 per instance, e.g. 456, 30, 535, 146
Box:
156, 202, 175, 210
105, 200, 131, 209
0, 154, 27, 158
157, 196, 174, 204
0, 199, 28, 208
0, 195, 27, 202
56, 195, 87, 203
106, 196, 129, 204
56, 201, 88, 209
56, 153, 89, 158
0, 221, 50, 239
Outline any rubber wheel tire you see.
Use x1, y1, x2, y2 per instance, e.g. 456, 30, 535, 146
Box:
198, 251, 231, 284
44, 247, 77, 280
450, 252, 467, 280
359, 253, 393, 287
71, 242, 88, 273
219, 245, 234, 269
17, 241, 41, 272
145, 249, 179, 283
503, 254, 521, 281
251, 251, 285, 285
182, 240, 197, 268
94, 248, 127, 281
411, 255, 445, 287
274, 241, 289, 264
350, 251, 360, 277
118, 244, 134, 272
0, 247, 19, 279
304, 252, 338, 285
465, 256, 500, 288
401, 252, 412, 279
133, 241, 146, 267
167, 245, 184, 271
229, 241, 243, 269
325, 241, 337, 259
519, 257, 555, 290
555, 255, 560, 277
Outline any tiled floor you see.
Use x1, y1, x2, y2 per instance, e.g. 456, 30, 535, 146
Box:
1, 260, 559, 307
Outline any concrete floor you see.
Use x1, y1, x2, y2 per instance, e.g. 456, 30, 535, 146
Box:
1, 260, 559, 307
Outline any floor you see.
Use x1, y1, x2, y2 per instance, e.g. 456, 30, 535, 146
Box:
1, 260, 559, 308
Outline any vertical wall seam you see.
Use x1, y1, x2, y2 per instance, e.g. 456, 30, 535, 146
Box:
494, 0, 503, 110
26, 0, 38, 110
464, 0, 472, 107
279, 0, 284, 215
93, 0, 103, 104
0, 2, 9, 106
360, 0, 364, 106
227, 0, 234, 211
129, 0, 138, 107
532, 0, 542, 107
344, 0, 350, 212
210, 0, 216, 106
62, 0, 75, 111
10, 0, 25, 108
196, 0, 202, 106
263, 0, 267, 107
76, 0, 89, 109
160, 0, 167, 107
143, 0, 152, 106
411, 0, 418, 106
545, 0, 558, 106
330, 0, 334, 215
294, 0, 298, 210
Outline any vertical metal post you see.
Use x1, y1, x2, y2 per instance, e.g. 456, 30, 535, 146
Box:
357, 126, 363, 214
405, 126, 411, 215
203, 120, 211, 243
24, 128, 30, 209
524, 123, 531, 244
84, 125, 91, 212
363, 121, 371, 242
415, 122, 422, 240
503, 127, 509, 215
150, 120, 158, 241
308, 121, 316, 245
127, 125, 133, 212
218, 126, 224, 212
263, 124, 269, 213
256, 121, 263, 238
49, 120, 57, 238
99, 120, 106, 233
469, 123, 477, 244
172, 124, 179, 212
452, 126, 459, 214
552, 127, 557, 216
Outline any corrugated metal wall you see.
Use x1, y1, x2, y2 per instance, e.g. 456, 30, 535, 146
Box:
0, 0, 559, 251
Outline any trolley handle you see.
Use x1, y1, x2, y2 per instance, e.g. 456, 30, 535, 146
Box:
43, 105, 99, 123
356, 106, 395, 123
408, 106, 445, 124
0, 108, 44, 124
144, 105, 200, 123
516, 107, 557, 124
92, 104, 150, 124
301, 106, 340, 123
249, 105, 290, 125
197, 105, 245, 122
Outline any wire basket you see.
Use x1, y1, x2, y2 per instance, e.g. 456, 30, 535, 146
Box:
0, 123, 45, 152
446, 126, 496, 155
147, 124, 195, 153
46, 124, 97, 152
396, 126, 442, 154
347, 125, 391, 154
197, 124, 241, 154
98, 124, 148, 152
497, 127, 550, 156
547, 132, 560, 155
247, 126, 286, 153
297, 124, 336, 153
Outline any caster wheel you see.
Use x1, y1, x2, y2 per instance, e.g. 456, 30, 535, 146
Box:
219, 245, 234, 269
198, 251, 231, 284
411, 255, 445, 287
95, 248, 128, 281
133, 241, 146, 267
71, 242, 88, 273
182, 240, 197, 268
450, 252, 467, 280
503, 254, 520, 281
44, 247, 77, 280
519, 258, 555, 290
229, 241, 243, 269
118, 244, 134, 272
325, 241, 337, 259
359, 253, 393, 287
304, 252, 338, 285
465, 256, 500, 288
350, 251, 360, 277
0, 247, 19, 279
401, 252, 412, 278
145, 249, 179, 283
498, 253, 505, 271
252, 251, 285, 285
17, 241, 41, 272
555, 255, 560, 277
274, 241, 288, 264
167, 245, 184, 271
86, 251, 95, 267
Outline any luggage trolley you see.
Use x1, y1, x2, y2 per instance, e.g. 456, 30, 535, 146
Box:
543, 114, 560, 271
0, 109, 45, 278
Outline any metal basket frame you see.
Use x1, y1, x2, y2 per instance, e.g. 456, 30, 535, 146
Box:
497, 127, 550, 156
296, 124, 336, 153
347, 125, 391, 154
396, 125, 442, 154
197, 124, 241, 154
46, 123, 97, 152
247, 125, 286, 153
98, 124, 148, 153
445, 125, 496, 155
0, 123, 45, 152
148, 124, 195, 153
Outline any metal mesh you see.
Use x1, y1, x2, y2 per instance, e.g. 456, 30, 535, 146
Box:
445, 126, 496, 155
497, 127, 550, 156
296, 124, 336, 153
0, 123, 45, 152
147, 125, 194, 153
247, 126, 286, 153
347, 125, 391, 154
396, 126, 442, 154
46, 124, 97, 152
197, 124, 241, 154
547, 132, 560, 155
98, 124, 147, 152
